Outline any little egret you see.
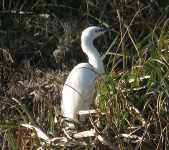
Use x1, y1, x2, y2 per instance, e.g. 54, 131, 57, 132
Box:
61, 26, 107, 121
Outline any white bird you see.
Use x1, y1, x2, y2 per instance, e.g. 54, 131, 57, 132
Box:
61, 26, 107, 121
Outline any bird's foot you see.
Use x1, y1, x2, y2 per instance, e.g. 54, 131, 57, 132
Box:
61, 118, 79, 140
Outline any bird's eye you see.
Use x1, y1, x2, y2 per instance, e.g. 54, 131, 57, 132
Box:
95, 28, 105, 33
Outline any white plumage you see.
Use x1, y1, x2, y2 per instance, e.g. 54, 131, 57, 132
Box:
61, 26, 107, 120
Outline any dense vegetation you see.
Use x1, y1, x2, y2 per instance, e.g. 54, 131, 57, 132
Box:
1, 0, 169, 149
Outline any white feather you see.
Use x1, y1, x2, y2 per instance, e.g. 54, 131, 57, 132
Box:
61, 26, 106, 120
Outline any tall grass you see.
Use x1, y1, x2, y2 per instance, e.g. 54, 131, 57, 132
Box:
95, 17, 169, 149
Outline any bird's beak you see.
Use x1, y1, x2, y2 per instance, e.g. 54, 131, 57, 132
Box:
102, 28, 112, 34
105, 28, 113, 32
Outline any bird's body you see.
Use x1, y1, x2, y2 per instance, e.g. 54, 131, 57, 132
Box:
61, 26, 106, 121
62, 63, 97, 119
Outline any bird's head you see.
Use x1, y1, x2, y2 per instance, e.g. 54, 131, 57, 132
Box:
81, 26, 108, 41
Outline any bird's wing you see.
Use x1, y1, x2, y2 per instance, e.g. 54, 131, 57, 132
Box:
64, 63, 97, 97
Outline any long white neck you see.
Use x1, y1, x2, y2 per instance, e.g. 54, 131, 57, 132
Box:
81, 37, 105, 74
